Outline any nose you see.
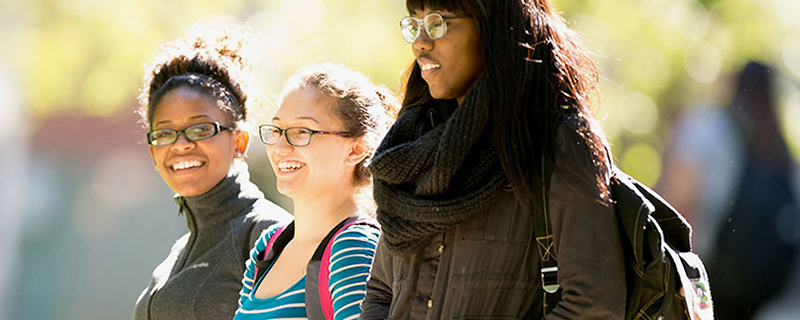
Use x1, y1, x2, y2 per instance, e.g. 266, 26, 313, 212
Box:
412, 29, 433, 55
170, 132, 195, 152
269, 132, 293, 156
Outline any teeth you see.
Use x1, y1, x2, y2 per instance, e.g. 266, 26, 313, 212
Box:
420, 63, 440, 71
172, 160, 202, 170
278, 161, 305, 172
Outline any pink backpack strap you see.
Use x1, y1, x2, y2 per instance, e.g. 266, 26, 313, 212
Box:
253, 223, 290, 294
317, 217, 379, 320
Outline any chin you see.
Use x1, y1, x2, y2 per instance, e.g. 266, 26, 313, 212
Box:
170, 181, 214, 197
175, 187, 209, 197
429, 88, 457, 101
429, 91, 448, 100
275, 183, 297, 198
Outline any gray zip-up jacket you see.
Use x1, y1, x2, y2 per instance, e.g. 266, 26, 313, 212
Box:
134, 162, 291, 320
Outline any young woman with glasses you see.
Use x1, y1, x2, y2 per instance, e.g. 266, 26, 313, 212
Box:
133, 25, 291, 320
360, 0, 628, 318
233, 63, 398, 320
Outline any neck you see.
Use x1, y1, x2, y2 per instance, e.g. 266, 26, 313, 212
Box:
178, 162, 261, 230
290, 189, 360, 242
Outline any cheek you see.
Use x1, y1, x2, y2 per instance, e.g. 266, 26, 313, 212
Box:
149, 147, 167, 170
265, 150, 280, 173
207, 140, 237, 169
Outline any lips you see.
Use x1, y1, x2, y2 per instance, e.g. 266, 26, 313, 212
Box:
277, 160, 305, 172
417, 58, 441, 79
419, 63, 440, 71
168, 159, 205, 172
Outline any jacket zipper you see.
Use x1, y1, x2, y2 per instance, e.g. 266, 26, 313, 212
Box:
175, 197, 198, 271
146, 197, 198, 320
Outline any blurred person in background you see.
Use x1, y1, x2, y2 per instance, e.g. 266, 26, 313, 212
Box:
360, 0, 629, 318
658, 61, 799, 320
234, 63, 398, 319
133, 25, 291, 320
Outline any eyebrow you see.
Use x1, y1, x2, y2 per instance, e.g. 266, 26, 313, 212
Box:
154, 114, 213, 127
271, 116, 321, 124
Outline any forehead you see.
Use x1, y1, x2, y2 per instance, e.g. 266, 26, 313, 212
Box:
274, 86, 341, 126
152, 87, 227, 124
407, 0, 470, 14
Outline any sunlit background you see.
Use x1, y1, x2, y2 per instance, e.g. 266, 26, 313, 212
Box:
0, 0, 799, 319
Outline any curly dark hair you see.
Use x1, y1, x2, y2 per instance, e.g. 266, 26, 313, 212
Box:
402, 0, 611, 203
138, 24, 256, 130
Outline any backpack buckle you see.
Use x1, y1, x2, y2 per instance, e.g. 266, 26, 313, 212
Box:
541, 266, 560, 293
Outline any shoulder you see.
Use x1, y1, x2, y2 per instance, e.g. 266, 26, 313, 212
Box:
551, 117, 611, 203
244, 200, 292, 243
330, 220, 381, 255
249, 223, 291, 260
328, 220, 379, 289
554, 115, 600, 161
245, 198, 292, 226
333, 220, 381, 244
170, 232, 191, 252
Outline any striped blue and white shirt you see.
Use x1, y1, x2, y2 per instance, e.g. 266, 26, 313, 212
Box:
235, 222, 380, 320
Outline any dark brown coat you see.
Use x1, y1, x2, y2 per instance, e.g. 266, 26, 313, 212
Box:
360, 127, 626, 320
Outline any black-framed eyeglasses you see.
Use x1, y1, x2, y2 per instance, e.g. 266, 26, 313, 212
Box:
259, 124, 352, 147
147, 122, 232, 146
400, 12, 472, 43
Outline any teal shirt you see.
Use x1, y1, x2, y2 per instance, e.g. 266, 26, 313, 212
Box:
235, 223, 380, 320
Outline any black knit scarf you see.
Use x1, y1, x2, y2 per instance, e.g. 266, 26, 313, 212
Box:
370, 78, 507, 255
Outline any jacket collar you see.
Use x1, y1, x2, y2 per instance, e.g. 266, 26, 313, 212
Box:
174, 161, 263, 231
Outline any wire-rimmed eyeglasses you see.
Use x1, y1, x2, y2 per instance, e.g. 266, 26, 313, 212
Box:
400, 12, 472, 43
259, 124, 352, 147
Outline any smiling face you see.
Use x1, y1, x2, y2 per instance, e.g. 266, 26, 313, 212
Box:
267, 86, 360, 200
148, 87, 248, 197
412, 7, 484, 105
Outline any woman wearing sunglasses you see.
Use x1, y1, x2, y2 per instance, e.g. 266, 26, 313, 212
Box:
360, 0, 628, 319
133, 26, 290, 320
234, 63, 398, 320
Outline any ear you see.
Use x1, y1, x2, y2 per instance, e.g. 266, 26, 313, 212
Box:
234, 131, 250, 158
346, 139, 370, 166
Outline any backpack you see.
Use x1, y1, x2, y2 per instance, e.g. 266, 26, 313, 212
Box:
253, 216, 379, 320
536, 165, 713, 320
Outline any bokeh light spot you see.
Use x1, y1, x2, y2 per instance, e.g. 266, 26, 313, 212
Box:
620, 142, 663, 187
684, 41, 722, 84
620, 91, 659, 135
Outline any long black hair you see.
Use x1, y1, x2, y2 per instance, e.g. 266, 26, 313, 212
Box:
402, 0, 611, 203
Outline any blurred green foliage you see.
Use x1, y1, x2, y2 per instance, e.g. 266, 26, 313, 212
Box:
3, 0, 799, 185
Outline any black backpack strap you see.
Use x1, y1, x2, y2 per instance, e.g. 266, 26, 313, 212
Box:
306, 216, 379, 320
253, 222, 295, 291
630, 177, 692, 252
612, 167, 692, 253
533, 156, 560, 316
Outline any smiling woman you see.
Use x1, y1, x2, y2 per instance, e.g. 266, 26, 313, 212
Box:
360, 0, 629, 318
133, 24, 290, 320
233, 62, 398, 320
148, 87, 241, 196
